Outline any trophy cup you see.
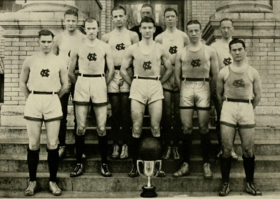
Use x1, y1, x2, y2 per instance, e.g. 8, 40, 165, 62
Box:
137, 137, 162, 198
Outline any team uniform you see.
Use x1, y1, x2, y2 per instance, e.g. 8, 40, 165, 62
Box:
211, 40, 233, 70
129, 43, 163, 104
24, 55, 63, 121
180, 44, 211, 110
220, 65, 255, 128
74, 41, 108, 106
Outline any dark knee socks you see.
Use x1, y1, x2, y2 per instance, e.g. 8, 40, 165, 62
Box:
182, 134, 193, 163
220, 156, 232, 183
47, 148, 59, 182
201, 133, 211, 163
131, 137, 140, 166
76, 135, 85, 163
243, 155, 255, 183
27, 148, 40, 181
98, 135, 108, 164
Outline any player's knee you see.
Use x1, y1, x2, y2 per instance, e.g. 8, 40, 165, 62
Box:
97, 126, 106, 136
132, 125, 142, 137
199, 124, 209, 134
29, 143, 40, 151
76, 127, 86, 136
151, 125, 160, 137
243, 148, 254, 158
47, 142, 58, 150
183, 126, 193, 134
222, 148, 232, 158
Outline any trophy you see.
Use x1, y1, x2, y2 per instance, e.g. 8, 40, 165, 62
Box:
137, 137, 162, 198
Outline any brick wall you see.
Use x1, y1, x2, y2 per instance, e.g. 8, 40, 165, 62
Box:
100, 0, 113, 36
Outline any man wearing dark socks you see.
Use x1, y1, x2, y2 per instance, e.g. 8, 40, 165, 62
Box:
68, 17, 114, 178
120, 17, 172, 177
216, 39, 262, 196
174, 20, 218, 178
20, 29, 68, 196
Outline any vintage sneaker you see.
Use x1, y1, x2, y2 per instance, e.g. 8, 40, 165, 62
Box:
245, 182, 262, 196
173, 147, 180, 160
49, 181, 61, 196
120, 144, 129, 159
101, 163, 112, 177
24, 181, 37, 196
128, 165, 139, 177
203, 163, 213, 179
162, 146, 171, 160
70, 163, 83, 177
219, 182, 230, 196
111, 144, 120, 159
173, 162, 190, 177
58, 146, 66, 159
231, 148, 238, 160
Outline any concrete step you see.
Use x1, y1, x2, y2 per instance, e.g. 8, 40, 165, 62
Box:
1, 154, 280, 174
1, 138, 279, 156
0, 172, 280, 192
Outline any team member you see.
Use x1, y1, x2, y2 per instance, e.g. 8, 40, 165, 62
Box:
53, 9, 86, 159
174, 20, 219, 178
130, 4, 163, 40
102, 6, 139, 160
155, 8, 189, 160
211, 18, 237, 159
121, 17, 173, 177
217, 39, 262, 196
68, 18, 114, 177
20, 29, 68, 196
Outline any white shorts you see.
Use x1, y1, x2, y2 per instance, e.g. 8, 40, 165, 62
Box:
107, 70, 130, 93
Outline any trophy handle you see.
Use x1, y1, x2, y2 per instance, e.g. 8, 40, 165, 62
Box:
154, 160, 162, 177
137, 160, 145, 178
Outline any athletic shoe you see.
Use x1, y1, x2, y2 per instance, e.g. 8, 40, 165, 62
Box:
203, 163, 213, 179
58, 146, 66, 159
217, 149, 223, 158
231, 149, 238, 160
128, 165, 139, 177
70, 163, 83, 177
120, 144, 129, 159
101, 163, 112, 177
49, 181, 61, 196
245, 182, 262, 196
173, 162, 190, 177
162, 146, 171, 159
173, 147, 180, 160
219, 182, 230, 196
111, 144, 120, 159
24, 181, 36, 196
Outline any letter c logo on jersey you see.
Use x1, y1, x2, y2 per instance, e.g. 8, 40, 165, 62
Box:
191, 59, 201, 67
87, 53, 97, 61
223, 57, 232, 66
116, 43, 125, 51
143, 61, 152, 70
40, 69, 50, 77
169, 46, 178, 54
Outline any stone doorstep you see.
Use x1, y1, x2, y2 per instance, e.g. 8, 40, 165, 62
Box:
0, 172, 280, 192
0, 154, 280, 173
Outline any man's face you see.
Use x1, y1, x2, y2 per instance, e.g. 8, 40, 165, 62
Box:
140, 6, 153, 19
165, 11, 177, 28
39, 35, 53, 54
112, 9, 127, 28
140, 22, 155, 39
64, 14, 78, 32
186, 24, 201, 43
230, 43, 246, 62
220, 20, 234, 39
85, 21, 99, 40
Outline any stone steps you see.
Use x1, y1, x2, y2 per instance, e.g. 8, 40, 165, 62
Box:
1, 154, 280, 173
1, 172, 280, 192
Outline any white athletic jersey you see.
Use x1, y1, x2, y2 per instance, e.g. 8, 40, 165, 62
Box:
161, 29, 186, 64
211, 39, 233, 70
108, 30, 132, 66
27, 54, 63, 92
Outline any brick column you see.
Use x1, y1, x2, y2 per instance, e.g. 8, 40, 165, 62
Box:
0, 2, 84, 126
203, 0, 280, 127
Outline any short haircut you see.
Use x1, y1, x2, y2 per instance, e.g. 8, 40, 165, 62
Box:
141, 4, 153, 13
84, 17, 99, 27
220, 18, 233, 26
64, 9, 78, 18
229, 38, 246, 50
38, 29, 54, 39
111, 5, 126, 15
164, 7, 178, 17
140, 16, 155, 27
186, 20, 201, 30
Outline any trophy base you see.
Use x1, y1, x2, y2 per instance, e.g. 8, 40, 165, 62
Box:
140, 186, 157, 198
